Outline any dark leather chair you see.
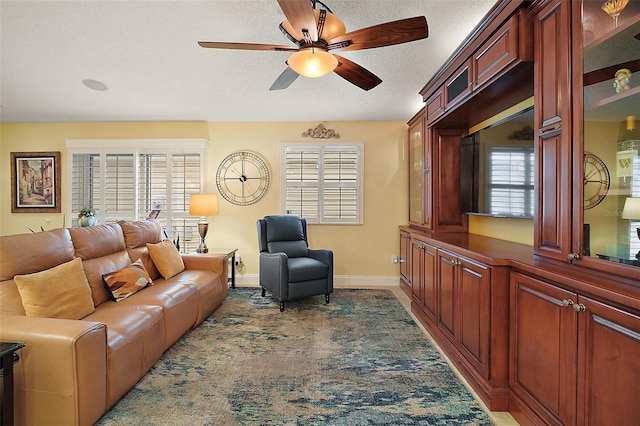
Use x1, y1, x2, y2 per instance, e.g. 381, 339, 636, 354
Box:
257, 215, 333, 312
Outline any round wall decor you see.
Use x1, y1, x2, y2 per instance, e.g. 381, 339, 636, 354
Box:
216, 151, 270, 205
583, 151, 610, 210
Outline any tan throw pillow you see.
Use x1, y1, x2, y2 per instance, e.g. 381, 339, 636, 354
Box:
146, 239, 185, 279
14, 257, 95, 319
103, 259, 153, 302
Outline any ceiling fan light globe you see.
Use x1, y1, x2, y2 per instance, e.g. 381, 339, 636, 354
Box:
314, 10, 346, 40
288, 49, 337, 78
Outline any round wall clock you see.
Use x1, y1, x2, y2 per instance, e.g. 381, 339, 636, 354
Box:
216, 151, 270, 206
583, 151, 610, 210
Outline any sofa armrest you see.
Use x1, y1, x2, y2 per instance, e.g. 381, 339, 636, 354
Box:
0, 315, 108, 426
181, 253, 228, 287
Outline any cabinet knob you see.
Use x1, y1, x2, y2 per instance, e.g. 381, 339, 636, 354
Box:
572, 303, 586, 313
568, 253, 580, 261
562, 299, 574, 308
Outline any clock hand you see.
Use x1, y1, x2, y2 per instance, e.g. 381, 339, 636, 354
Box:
584, 169, 597, 180
242, 179, 255, 195
229, 168, 243, 178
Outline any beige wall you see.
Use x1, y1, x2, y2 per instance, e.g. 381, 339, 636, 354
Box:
1, 121, 408, 284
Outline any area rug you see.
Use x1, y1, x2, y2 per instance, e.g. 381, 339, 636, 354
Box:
96, 288, 494, 425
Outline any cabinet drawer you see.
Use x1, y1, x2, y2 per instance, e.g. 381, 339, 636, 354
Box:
425, 89, 444, 123
473, 10, 532, 91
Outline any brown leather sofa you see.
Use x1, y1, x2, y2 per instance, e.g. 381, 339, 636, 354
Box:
0, 220, 228, 426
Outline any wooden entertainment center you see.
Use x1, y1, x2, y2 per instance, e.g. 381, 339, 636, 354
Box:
401, 1, 640, 425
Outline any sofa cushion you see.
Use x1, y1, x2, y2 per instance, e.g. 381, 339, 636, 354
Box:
69, 223, 126, 260
0, 228, 75, 281
14, 257, 95, 319
120, 220, 163, 280
103, 259, 153, 302
147, 239, 185, 279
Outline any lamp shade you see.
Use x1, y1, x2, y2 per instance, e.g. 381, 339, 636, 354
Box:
622, 197, 640, 220
288, 48, 338, 78
189, 194, 219, 216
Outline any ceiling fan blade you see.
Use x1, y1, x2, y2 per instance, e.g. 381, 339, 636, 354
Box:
333, 55, 382, 91
328, 16, 428, 51
279, 22, 302, 46
270, 66, 299, 91
277, 0, 318, 42
198, 41, 297, 52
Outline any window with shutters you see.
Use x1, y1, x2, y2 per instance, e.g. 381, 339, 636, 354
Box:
487, 146, 535, 217
67, 139, 207, 253
280, 143, 363, 224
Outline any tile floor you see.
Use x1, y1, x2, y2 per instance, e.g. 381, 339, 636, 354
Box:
389, 287, 520, 426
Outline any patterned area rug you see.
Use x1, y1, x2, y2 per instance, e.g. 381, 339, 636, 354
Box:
96, 288, 494, 425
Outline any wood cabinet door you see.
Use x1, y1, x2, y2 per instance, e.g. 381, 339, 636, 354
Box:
437, 250, 458, 342
577, 296, 640, 426
458, 258, 490, 377
399, 231, 410, 285
533, 0, 573, 262
510, 272, 577, 426
421, 243, 438, 322
410, 238, 423, 302
408, 116, 425, 227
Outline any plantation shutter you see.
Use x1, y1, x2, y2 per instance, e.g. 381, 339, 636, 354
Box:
138, 153, 167, 218
105, 153, 135, 221
487, 146, 534, 217
71, 153, 101, 227
170, 154, 203, 253
67, 139, 207, 252
323, 147, 358, 220
284, 148, 320, 220
281, 143, 362, 224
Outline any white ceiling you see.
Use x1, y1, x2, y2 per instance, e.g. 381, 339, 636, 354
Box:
0, 0, 497, 123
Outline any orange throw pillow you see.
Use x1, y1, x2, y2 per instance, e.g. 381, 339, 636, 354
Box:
146, 239, 185, 279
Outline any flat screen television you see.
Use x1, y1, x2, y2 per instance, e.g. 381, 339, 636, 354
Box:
460, 106, 535, 219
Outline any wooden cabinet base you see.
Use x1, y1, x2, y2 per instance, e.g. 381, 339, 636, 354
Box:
412, 301, 509, 411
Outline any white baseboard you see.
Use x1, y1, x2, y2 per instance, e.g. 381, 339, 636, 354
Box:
232, 274, 400, 289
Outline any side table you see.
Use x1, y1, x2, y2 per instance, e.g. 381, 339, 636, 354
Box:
1, 341, 26, 426
207, 248, 238, 288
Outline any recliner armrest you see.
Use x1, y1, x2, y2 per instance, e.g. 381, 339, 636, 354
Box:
259, 252, 289, 299
309, 249, 334, 290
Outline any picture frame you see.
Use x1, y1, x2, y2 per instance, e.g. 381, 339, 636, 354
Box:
147, 209, 161, 220
11, 151, 61, 213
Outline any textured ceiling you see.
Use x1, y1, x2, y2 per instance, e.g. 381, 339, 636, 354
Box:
0, 0, 497, 123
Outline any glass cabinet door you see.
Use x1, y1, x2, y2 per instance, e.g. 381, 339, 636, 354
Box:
409, 117, 424, 225
580, 0, 640, 269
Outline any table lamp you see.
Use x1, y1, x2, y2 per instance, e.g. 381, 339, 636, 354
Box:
189, 194, 219, 253
621, 197, 640, 259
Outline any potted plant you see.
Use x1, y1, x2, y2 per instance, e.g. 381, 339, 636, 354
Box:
78, 208, 97, 227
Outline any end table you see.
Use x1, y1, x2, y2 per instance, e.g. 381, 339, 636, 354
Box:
206, 248, 238, 288
1, 341, 26, 426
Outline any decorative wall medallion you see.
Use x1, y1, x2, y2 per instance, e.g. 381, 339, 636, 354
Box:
301, 123, 340, 139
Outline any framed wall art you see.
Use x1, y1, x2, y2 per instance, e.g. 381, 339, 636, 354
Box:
11, 151, 61, 213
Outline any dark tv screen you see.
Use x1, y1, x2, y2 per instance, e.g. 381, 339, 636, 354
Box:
460, 106, 535, 219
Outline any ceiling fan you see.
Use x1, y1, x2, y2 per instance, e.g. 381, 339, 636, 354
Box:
198, 0, 428, 91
